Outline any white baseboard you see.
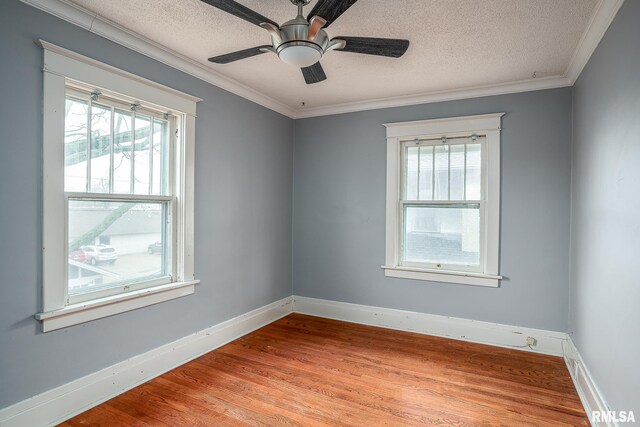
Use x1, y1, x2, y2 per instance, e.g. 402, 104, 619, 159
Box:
563, 336, 616, 426
0, 296, 293, 427
292, 296, 567, 356
4, 295, 605, 427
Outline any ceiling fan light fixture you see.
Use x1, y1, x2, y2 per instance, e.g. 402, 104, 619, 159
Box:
277, 42, 323, 67
203, 0, 410, 84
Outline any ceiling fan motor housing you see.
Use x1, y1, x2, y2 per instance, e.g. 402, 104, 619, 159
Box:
269, 16, 330, 67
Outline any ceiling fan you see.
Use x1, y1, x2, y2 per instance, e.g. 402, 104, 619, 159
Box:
201, 0, 410, 84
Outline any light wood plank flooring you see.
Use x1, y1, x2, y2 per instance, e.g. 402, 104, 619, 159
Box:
62, 313, 587, 426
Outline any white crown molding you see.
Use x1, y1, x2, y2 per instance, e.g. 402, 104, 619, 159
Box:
293, 76, 572, 119
20, 0, 297, 118
565, 0, 624, 84
293, 0, 623, 118
19, 0, 623, 118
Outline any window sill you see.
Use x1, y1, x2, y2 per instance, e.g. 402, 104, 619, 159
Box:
382, 265, 501, 287
35, 280, 199, 332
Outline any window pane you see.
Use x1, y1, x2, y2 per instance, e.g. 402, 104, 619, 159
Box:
466, 143, 481, 200
449, 144, 465, 200
403, 205, 480, 266
434, 145, 449, 200
67, 200, 168, 296
89, 104, 112, 193
64, 98, 88, 192
405, 146, 418, 200
134, 115, 151, 195
152, 119, 169, 195
113, 110, 132, 193
418, 146, 433, 200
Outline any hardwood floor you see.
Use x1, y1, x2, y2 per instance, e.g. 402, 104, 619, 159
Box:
62, 314, 588, 426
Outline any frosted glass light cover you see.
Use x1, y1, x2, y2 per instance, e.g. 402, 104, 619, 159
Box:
278, 45, 322, 67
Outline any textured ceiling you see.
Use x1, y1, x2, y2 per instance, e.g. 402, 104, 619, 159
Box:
69, 0, 598, 110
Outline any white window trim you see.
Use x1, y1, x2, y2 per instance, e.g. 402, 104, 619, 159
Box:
38, 40, 201, 332
382, 113, 504, 287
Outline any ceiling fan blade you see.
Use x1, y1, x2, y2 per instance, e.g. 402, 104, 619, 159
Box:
200, 0, 278, 27
208, 45, 272, 64
307, 0, 359, 27
301, 62, 327, 84
334, 36, 410, 58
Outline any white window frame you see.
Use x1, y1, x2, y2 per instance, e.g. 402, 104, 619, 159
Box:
36, 41, 201, 331
382, 113, 504, 287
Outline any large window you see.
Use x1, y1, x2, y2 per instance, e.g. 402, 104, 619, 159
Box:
383, 114, 502, 287
38, 41, 200, 331
64, 89, 174, 304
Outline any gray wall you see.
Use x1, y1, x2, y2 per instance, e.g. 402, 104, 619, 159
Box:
293, 88, 573, 331
3, 0, 636, 415
569, 0, 640, 415
0, 0, 293, 408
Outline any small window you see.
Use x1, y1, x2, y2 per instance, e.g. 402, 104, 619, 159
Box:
38, 41, 200, 331
401, 137, 484, 272
383, 114, 503, 287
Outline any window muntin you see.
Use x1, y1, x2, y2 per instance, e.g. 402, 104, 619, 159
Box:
64, 91, 171, 196
400, 137, 485, 272
64, 87, 175, 304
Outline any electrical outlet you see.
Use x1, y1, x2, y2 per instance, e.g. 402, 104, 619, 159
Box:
526, 336, 537, 346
